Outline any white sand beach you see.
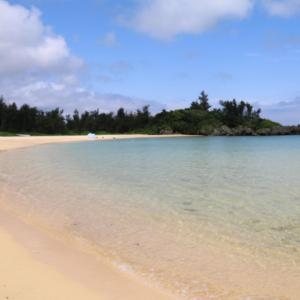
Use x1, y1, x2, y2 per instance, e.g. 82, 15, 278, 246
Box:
0, 134, 184, 151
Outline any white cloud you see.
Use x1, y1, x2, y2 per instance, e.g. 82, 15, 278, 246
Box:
0, 0, 156, 113
2, 81, 164, 113
263, 0, 300, 16
0, 0, 83, 76
124, 0, 300, 39
127, 0, 253, 40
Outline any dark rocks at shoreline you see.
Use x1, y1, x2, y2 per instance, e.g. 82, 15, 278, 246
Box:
211, 126, 256, 136
256, 126, 300, 136
159, 129, 174, 135
200, 125, 300, 136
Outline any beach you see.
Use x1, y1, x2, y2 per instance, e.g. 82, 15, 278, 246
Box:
0, 135, 178, 300
1, 0, 299, 298
0, 134, 182, 151
1, 135, 300, 300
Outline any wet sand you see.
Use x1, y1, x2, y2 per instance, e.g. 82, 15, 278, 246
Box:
0, 135, 179, 300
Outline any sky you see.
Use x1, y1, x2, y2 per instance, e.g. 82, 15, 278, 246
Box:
1, 0, 300, 124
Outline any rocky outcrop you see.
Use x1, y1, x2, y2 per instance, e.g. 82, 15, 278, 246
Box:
211, 126, 256, 136
209, 125, 300, 136
257, 126, 300, 136
160, 129, 174, 135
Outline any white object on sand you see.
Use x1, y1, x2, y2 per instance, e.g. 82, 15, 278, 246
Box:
87, 133, 97, 139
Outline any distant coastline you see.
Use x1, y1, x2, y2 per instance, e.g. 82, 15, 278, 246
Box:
1, 92, 299, 137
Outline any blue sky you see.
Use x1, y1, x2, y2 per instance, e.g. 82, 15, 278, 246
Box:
1, 0, 300, 124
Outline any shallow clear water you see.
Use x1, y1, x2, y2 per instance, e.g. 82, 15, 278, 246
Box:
1, 136, 300, 299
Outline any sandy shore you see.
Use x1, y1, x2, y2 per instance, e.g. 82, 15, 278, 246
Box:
0, 134, 184, 151
0, 135, 179, 300
0, 206, 176, 300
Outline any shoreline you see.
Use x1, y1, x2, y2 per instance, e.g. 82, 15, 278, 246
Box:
0, 202, 177, 300
0, 135, 180, 300
0, 134, 187, 151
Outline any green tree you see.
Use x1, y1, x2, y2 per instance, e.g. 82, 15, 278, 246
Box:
190, 91, 211, 111
198, 91, 211, 111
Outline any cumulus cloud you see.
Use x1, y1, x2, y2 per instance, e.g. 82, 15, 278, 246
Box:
263, 0, 300, 16
0, 0, 155, 113
0, 0, 83, 76
126, 0, 253, 40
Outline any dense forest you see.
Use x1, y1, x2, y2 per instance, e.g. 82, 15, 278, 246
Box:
0, 92, 299, 136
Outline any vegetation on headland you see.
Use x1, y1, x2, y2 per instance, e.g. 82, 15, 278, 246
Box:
0, 92, 299, 136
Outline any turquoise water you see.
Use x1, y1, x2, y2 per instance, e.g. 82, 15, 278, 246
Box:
1, 136, 300, 299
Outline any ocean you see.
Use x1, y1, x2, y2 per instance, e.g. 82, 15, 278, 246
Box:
1, 136, 300, 299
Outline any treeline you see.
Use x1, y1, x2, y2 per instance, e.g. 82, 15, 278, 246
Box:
0, 92, 292, 136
